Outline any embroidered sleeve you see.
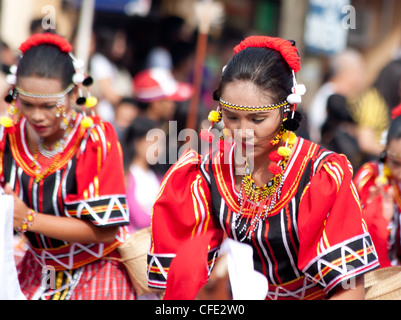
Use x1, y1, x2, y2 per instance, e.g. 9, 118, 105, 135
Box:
298, 153, 379, 294
147, 150, 224, 290
64, 122, 128, 227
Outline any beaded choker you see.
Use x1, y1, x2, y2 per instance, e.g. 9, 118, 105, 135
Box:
234, 130, 297, 241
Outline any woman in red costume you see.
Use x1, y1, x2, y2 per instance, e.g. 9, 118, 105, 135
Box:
354, 114, 401, 268
148, 36, 379, 300
0, 33, 135, 299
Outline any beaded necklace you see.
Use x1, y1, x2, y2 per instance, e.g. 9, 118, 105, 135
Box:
37, 124, 73, 158
234, 130, 296, 241
30, 118, 75, 182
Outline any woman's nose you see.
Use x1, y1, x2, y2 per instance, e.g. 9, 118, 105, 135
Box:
31, 108, 46, 122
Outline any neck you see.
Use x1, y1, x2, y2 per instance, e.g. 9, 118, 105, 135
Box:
131, 157, 149, 171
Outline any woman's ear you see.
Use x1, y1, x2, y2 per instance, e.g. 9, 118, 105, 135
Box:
70, 86, 79, 108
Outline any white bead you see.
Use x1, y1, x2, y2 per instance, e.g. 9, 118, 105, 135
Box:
73, 59, 85, 70
6, 74, 16, 85
73, 73, 85, 84
291, 84, 306, 95
9, 65, 18, 75
287, 93, 302, 104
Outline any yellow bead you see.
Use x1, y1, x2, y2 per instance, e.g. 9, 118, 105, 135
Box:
81, 117, 94, 128
278, 146, 292, 157
208, 110, 220, 123
384, 165, 391, 177
287, 132, 297, 145
375, 175, 388, 186
0, 116, 13, 128
85, 96, 98, 108
282, 131, 297, 145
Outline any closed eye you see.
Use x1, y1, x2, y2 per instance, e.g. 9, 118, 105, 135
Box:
251, 118, 265, 123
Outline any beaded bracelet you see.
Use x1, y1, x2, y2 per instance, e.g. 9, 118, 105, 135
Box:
17, 209, 36, 233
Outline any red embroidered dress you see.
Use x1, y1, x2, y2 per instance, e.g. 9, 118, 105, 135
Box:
0, 114, 133, 299
353, 162, 401, 268
148, 138, 379, 300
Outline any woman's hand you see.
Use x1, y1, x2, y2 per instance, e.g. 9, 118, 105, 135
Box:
4, 182, 119, 243
368, 183, 395, 222
4, 183, 29, 231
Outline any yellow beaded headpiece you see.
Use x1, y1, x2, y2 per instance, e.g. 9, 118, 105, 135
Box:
219, 99, 290, 113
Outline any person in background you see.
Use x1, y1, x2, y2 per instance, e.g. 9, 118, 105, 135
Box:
90, 27, 133, 123
145, 15, 189, 70
320, 94, 363, 172
349, 58, 401, 161
121, 117, 162, 233
112, 97, 140, 140
308, 49, 365, 143
354, 114, 401, 268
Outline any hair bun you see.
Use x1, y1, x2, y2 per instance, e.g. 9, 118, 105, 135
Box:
282, 111, 302, 131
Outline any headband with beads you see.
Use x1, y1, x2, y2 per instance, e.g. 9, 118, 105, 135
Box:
1, 33, 98, 130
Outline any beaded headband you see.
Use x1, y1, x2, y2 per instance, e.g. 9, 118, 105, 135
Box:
219, 98, 290, 112
16, 83, 75, 99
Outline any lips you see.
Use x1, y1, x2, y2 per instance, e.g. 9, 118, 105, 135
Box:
32, 124, 48, 133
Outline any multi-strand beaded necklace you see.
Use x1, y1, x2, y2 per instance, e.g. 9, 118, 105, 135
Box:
234, 130, 297, 242
207, 96, 298, 241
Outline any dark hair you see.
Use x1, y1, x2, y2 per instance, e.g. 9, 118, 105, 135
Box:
16, 43, 75, 89
386, 116, 401, 146
214, 47, 293, 104
374, 59, 401, 111
380, 116, 401, 163
121, 117, 158, 170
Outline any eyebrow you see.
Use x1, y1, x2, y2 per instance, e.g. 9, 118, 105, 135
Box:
18, 97, 57, 107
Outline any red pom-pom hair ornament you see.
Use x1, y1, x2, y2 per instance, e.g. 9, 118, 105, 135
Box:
19, 33, 73, 54
233, 36, 300, 73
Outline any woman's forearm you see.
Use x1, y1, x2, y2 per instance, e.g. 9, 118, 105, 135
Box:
28, 213, 119, 244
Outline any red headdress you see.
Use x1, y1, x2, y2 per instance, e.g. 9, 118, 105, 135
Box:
19, 33, 73, 54
233, 35, 301, 73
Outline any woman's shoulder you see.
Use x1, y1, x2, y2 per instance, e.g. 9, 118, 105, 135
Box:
298, 137, 354, 175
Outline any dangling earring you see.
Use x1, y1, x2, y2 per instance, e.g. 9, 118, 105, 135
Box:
56, 96, 69, 130
270, 126, 286, 146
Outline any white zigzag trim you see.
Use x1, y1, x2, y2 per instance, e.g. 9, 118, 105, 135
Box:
303, 233, 378, 288
29, 243, 105, 270
66, 195, 128, 226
